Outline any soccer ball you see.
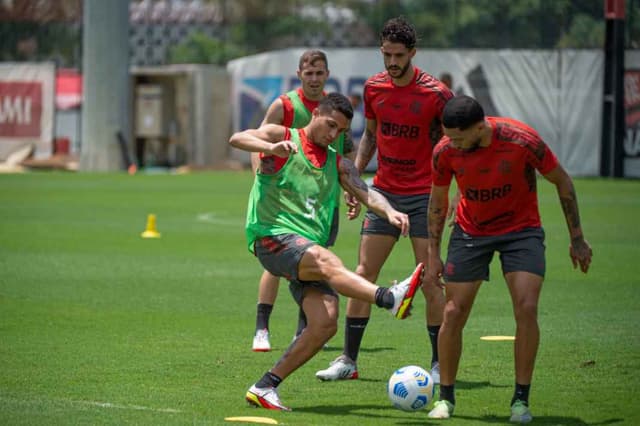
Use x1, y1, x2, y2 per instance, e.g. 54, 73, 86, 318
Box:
387, 365, 435, 411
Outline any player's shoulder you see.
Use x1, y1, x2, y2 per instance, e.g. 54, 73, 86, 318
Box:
490, 117, 542, 145
365, 71, 391, 89
432, 137, 455, 167
433, 136, 454, 154
414, 69, 454, 98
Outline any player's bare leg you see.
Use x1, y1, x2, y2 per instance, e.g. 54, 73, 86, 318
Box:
505, 271, 542, 384
505, 271, 542, 423
270, 289, 339, 381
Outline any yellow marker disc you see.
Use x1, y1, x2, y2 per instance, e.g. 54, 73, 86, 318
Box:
480, 335, 515, 341
224, 416, 278, 424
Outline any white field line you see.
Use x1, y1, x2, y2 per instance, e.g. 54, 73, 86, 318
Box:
196, 212, 243, 226
0, 395, 182, 414
76, 400, 182, 413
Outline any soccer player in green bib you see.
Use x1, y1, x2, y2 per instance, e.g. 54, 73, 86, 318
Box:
230, 93, 424, 411
250, 50, 358, 352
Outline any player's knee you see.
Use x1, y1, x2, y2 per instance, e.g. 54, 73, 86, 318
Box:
443, 300, 468, 324
355, 263, 378, 282
421, 281, 444, 302
310, 315, 337, 340
514, 300, 538, 323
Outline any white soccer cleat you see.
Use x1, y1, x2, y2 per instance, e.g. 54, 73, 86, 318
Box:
245, 384, 291, 411
389, 263, 425, 319
428, 400, 455, 419
315, 354, 359, 381
430, 361, 440, 385
510, 400, 533, 423
252, 329, 271, 352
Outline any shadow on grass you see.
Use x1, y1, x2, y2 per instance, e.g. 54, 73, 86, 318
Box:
293, 403, 426, 423
456, 379, 510, 390
295, 403, 624, 426
451, 414, 624, 425
321, 346, 395, 354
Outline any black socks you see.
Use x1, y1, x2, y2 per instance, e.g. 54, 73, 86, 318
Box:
256, 371, 282, 389
439, 384, 455, 405
374, 287, 394, 309
255, 303, 273, 331
344, 317, 369, 362
511, 383, 531, 406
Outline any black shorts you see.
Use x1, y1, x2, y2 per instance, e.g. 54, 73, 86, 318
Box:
360, 187, 429, 239
254, 234, 338, 306
444, 224, 546, 282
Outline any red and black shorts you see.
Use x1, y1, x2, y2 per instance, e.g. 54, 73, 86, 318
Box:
360, 186, 429, 239
254, 233, 338, 305
443, 224, 546, 282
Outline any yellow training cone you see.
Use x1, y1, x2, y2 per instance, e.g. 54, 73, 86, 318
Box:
141, 214, 161, 238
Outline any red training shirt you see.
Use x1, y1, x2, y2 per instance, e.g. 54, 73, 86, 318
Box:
364, 67, 453, 195
432, 117, 559, 236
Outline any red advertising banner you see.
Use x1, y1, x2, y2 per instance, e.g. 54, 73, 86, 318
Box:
55, 69, 82, 110
0, 63, 54, 161
0, 82, 42, 138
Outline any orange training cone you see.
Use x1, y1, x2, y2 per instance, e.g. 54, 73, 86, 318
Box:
141, 214, 161, 238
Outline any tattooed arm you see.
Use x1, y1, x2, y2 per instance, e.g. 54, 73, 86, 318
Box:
427, 184, 450, 284
354, 118, 378, 174
543, 165, 592, 273
338, 158, 409, 236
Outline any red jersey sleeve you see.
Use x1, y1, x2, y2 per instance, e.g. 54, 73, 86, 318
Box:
431, 138, 454, 186
498, 117, 559, 175
533, 140, 559, 175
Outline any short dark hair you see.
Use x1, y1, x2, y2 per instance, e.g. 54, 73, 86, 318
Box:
318, 92, 353, 120
299, 50, 328, 70
380, 16, 417, 49
442, 95, 485, 130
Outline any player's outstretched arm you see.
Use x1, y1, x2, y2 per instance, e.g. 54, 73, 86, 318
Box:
544, 165, 593, 273
229, 124, 297, 158
338, 158, 408, 236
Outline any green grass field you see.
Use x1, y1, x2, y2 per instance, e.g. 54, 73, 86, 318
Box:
0, 172, 638, 425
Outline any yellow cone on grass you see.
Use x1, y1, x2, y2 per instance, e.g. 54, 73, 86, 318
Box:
141, 214, 161, 238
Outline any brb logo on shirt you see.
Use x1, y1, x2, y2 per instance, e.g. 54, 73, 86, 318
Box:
380, 120, 420, 139
465, 184, 512, 202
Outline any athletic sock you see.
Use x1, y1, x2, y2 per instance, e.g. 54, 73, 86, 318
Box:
439, 384, 456, 405
427, 324, 441, 364
295, 308, 307, 337
255, 303, 273, 331
256, 371, 282, 389
344, 317, 369, 362
511, 383, 531, 406
374, 287, 394, 309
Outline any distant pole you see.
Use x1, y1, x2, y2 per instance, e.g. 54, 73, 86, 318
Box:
600, 0, 626, 177
81, 0, 130, 171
